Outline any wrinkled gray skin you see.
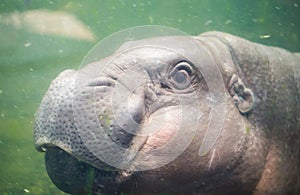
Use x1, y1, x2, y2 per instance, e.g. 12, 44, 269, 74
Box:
34, 31, 300, 195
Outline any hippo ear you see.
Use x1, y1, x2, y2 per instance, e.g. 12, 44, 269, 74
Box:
228, 74, 254, 114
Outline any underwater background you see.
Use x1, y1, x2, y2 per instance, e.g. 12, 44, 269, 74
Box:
0, 0, 299, 194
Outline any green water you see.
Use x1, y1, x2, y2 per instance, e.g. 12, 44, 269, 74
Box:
0, 0, 299, 194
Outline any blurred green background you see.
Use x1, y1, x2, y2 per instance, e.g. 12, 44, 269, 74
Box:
0, 0, 299, 194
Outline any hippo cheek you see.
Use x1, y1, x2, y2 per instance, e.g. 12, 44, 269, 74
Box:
125, 101, 254, 192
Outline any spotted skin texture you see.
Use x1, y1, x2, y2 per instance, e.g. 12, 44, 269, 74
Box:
34, 31, 299, 194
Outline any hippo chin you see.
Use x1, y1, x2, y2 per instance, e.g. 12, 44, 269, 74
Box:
34, 30, 299, 195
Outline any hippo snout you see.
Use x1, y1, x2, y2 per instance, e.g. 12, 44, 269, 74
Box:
34, 68, 138, 193
34, 69, 77, 153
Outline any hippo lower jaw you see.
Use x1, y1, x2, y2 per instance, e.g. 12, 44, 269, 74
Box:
44, 146, 133, 194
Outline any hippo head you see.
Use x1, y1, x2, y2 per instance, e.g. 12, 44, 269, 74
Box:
34, 29, 268, 194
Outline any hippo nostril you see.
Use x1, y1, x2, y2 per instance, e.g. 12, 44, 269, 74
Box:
87, 77, 115, 87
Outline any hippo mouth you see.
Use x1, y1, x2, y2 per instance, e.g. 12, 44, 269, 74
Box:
43, 146, 134, 194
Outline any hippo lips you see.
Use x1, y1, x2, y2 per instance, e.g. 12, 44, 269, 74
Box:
43, 146, 133, 194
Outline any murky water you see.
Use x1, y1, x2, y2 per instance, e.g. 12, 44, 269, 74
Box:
0, 0, 299, 194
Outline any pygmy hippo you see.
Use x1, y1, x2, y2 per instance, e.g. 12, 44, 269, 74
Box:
34, 30, 300, 194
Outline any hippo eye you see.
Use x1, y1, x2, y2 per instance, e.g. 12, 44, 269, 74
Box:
174, 70, 188, 84
169, 62, 194, 90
